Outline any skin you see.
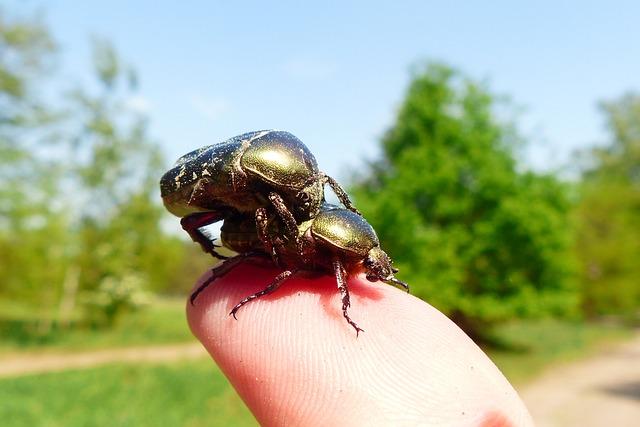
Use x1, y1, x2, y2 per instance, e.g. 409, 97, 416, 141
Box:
187, 261, 534, 427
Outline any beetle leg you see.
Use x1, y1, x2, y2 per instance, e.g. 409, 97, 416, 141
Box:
333, 259, 364, 336
229, 269, 295, 319
181, 212, 229, 260
323, 174, 361, 216
190, 251, 269, 304
255, 207, 279, 265
267, 192, 304, 255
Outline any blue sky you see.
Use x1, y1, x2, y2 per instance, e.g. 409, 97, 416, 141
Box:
13, 0, 640, 180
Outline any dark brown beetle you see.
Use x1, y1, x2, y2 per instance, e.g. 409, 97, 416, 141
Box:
160, 130, 358, 259
191, 204, 408, 335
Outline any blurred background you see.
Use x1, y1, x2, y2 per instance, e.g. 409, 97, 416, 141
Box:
1, 1, 638, 426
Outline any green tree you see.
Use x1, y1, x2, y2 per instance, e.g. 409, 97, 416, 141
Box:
351, 64, 577, 338
0, 11, 189, 330
576, 93, 640, 317
64, 40, 187, 324
0, 11, 70, 312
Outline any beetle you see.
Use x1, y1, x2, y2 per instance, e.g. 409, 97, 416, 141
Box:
190, 204, 408, 335
160, 130, 359, 259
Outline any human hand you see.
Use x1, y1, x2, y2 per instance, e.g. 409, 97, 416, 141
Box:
187, 261, 534, 426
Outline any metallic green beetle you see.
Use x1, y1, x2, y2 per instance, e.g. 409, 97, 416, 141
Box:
160, 130, 358, 259
191, 204, 408, 335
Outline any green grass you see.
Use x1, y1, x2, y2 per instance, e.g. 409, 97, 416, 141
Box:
0, 297, 194, 356
485, 318, 633, 384
0, 358, 256, 427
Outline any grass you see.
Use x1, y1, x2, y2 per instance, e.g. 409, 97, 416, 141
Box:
485, 318, 633, 384
0, 358, 256, 427
0, 297, 194, 356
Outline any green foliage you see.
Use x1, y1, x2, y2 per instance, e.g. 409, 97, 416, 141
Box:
92, 38, 122, 89
65, 38, 183, 305
575, 94, 640, 317
82, 273, 151, 327
0, 12, 55, 109
0, 13, 193, 333
0, 11, 69, 312
0, 297, 192, 354
352, 63, 577, 335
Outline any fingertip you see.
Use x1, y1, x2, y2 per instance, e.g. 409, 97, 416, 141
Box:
186, 261, 533, 426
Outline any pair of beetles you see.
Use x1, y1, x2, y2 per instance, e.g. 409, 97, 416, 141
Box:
160, 130, 407, 335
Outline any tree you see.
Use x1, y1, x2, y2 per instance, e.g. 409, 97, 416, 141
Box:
351, 63, 577, 338
63, 40, 188, 324
0, 11, 188, 330
576, 93, 640, 317
0, 11, 69, 309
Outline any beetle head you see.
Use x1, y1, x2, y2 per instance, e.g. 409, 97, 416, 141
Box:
363, 247, 393, 281
293, 178, 324, 220
363, 247, 409, 292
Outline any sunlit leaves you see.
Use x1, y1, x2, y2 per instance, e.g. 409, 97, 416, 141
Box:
352, 63, 577, 335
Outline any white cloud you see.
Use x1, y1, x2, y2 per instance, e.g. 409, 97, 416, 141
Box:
282, 58, 338, 80
124, 95, 152, 114
188, 94, 229, 121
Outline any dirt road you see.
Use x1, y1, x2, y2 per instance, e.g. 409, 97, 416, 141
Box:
0, 342, 207, 378
520, 332, 640, 427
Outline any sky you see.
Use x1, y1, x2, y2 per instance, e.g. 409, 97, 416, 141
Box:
11, 0, 640, 180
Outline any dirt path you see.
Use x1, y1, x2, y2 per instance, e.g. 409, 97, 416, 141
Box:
0, 342, 207, 378
520, 332, 640, 427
